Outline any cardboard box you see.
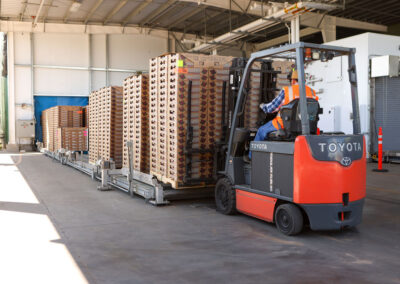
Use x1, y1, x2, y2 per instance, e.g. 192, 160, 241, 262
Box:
88, 86, 123, 168
41, 105, 84, 152
56, 127, 88, 151
149, 53, 233, 188
122, 74, 149, 172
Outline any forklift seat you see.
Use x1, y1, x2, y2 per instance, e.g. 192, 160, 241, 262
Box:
267, 98, 322, 141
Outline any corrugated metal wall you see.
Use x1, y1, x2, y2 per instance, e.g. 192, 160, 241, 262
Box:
374, 76, 400, 152
8, 31, 168, 145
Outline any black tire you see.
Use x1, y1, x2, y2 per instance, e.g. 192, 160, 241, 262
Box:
274, 203, 303, 236
215, 178, 237, 215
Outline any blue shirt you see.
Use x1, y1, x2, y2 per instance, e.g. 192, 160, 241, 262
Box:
261, 89, 285, 113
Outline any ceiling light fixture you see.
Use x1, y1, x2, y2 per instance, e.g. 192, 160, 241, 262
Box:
70, 0, 82, 12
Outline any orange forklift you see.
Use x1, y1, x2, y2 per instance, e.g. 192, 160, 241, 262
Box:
215, 42, 366, 235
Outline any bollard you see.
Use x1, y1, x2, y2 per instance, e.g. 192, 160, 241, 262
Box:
373, 127, 388, 172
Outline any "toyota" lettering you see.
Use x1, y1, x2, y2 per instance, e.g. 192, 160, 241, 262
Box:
317, 142, 362, 152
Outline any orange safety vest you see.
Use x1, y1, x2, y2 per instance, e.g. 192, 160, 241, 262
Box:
272, 84, 318, 129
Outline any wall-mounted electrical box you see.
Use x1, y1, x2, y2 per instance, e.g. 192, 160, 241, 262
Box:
16, 120, 35, 138
371, 55, 399, 77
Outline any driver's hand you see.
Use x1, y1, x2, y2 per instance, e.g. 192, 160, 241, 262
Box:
259, 103, 267, 110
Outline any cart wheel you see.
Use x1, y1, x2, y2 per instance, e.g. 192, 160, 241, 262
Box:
215, 178, 237, 215
275, 203, 303, 236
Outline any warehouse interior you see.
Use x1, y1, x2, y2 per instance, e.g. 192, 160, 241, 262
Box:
0, 1, 400, 283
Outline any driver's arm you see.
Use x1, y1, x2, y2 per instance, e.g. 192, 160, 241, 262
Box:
260, 89, 285, 114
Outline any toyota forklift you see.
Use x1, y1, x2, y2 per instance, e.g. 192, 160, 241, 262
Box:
215, 42, 366, 235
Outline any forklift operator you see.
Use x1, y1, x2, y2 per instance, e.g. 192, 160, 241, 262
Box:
249, 69, 317, 158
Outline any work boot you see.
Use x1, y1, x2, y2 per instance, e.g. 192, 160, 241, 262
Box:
243, 154, 251, 163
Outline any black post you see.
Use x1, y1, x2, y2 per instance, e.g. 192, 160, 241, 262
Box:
221, 81, 227, 139
184, 81, 193, 182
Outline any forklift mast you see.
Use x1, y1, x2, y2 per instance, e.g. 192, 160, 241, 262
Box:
225, 58, 279, 141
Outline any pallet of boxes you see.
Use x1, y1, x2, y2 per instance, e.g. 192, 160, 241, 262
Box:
88, 86, 123, 169
41, 106, 88, 152
138, 53, 236, 189
122, 74, 149, 173
119, 54, 275, 190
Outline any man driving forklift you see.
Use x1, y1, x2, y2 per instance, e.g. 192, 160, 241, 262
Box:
254, 69, 318, 145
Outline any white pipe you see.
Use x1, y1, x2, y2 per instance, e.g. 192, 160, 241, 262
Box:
291, 15, 300, 43
33, 0, 46, 26
295, 16, 300, 42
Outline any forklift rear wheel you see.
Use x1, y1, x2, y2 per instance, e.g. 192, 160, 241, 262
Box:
275, 203, 303, 236
215, 178, 237, 215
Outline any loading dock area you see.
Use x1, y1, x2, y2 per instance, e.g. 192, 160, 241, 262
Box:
1, 1, 400, 283
1, 152, 399, 283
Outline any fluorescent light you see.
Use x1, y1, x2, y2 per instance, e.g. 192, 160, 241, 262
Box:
69, 1, 82, 12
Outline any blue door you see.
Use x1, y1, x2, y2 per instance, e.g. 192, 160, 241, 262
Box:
34, 96, 88, 142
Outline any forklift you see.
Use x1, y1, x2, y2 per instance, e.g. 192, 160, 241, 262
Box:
215, 42, 366, 235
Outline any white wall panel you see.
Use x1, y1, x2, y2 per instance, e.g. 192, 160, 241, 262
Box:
91, 34, 106, 68
14, 66, 32, 103
108, 34, 167, 70
8, 30, 170, 145
109, 72, 133, 87
14, 32, 30, 64
33, 33, 89, 66
34, 68, 89, 96
91, 71, 107, 91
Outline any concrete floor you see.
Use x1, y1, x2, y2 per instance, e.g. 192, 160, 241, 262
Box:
0, 152, 399, 284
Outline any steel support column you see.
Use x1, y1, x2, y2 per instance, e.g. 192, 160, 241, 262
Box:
291, 15, 300, 43
88, 34, 92, 93
105, 34, 110, 86
6, 32, 16, 147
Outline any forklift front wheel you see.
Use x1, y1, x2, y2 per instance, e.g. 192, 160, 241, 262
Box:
275, 203, 303, 236
215, 178, 237, 215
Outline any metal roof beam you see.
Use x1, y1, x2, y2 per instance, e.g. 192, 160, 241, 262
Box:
103, 0, 128, 25
33, 0, 46, 26
63, 1, 75, 23
122, 0, 153, 26
84, 0, 104, 25
254, 27, 320, 51
19, 1, 28, 21
301, 13, 387, 32
179, 0, 253, 15
180, 0, 388, 32
42, 0, 55, 23
141, 0, 177, 24
185, 10, 224, 32
167, 6, 205, 29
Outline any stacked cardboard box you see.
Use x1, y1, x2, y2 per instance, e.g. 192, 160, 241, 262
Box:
42, 111, 48, 148
122, 74, 149, 172
88, 86, 123, 168
56, 127, 88, 151
243, 61, 263, 129
82, 106, 89, 127
272, 60, 293, 90
149, 53, 233, 188
42, 106, 84, 151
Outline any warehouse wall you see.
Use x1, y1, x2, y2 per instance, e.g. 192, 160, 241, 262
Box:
305, 32, 400, 156
7, 31, 168, 146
